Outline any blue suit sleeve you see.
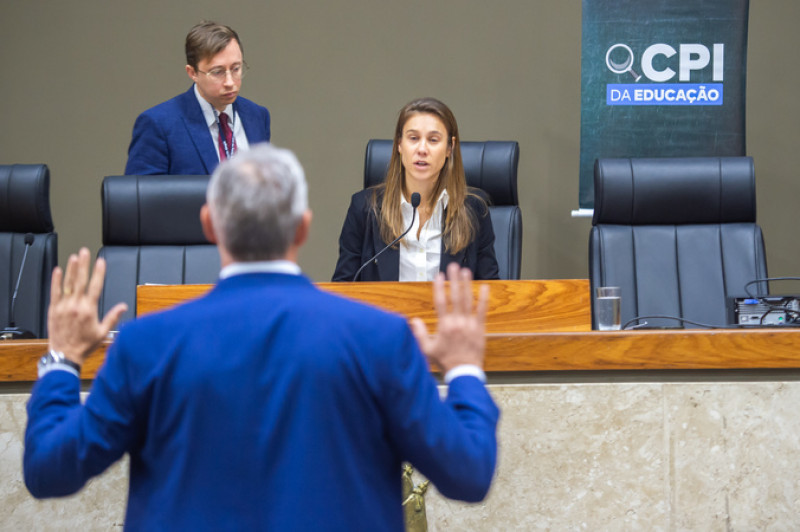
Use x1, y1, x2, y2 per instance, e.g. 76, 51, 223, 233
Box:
378, 324, 499, 502
24, 341, 140, 498
125, 112, 170, 175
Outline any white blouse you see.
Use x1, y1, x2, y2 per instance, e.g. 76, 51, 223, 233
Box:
399, 189, 449, 282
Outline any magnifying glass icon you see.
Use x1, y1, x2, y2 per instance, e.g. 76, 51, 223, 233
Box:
605, 43, 642, 82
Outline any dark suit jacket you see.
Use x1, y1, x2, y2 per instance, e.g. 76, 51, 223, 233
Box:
124, 86, 271, 175
24, 272, 499, 530
332, 188, 500, 281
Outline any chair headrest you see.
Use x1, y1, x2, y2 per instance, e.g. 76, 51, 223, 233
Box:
102, 175, 211, 245
0, 164, 54, 233
593, 157, 756, 226
364, 140, 519, 206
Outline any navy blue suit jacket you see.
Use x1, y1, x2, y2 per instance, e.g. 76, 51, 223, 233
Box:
332, 189, 500, 281
24, 273, 499, 530
125, 86, 270, 175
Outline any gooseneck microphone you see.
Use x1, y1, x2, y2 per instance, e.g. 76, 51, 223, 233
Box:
1, 233, 37, 340
352, 192, 421, 282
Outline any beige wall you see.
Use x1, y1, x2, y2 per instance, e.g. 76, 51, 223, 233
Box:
1, 2, 798, 283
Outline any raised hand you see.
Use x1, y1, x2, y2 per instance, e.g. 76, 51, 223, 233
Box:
47, 248, 128, 366
410, 263, 489, 373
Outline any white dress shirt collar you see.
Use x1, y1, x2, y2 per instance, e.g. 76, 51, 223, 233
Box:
219, 260, 302, 279
194, 84, 235, 128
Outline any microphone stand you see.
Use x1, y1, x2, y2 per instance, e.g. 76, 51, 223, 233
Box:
1, 234, 37, 340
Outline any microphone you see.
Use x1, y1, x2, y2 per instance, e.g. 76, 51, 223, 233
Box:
1, 233, 36, 340
352, 192, 421, 282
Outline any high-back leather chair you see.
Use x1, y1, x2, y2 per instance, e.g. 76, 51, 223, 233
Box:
0, 164, 57, 338
364, 139, 522, 279
590, 156, 768, 329
98, 175, 220, 326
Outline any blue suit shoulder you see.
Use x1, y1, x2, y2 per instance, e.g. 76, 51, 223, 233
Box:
234, 94, 269, 116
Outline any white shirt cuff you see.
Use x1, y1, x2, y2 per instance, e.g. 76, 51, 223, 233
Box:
444, 364, 486, 384
38, 363, 80, 379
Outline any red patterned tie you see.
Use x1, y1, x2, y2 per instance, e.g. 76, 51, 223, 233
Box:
218, 113, 234, 160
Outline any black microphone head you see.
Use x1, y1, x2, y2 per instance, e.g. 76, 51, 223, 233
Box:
411, 192, 421, 209
24, 233, 34, 245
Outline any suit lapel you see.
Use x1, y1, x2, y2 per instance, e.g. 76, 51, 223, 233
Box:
378, 246, 400, 281
439, 206, 465, 272
235, 100, 259, 143
179, 87, 217, 174
371, 217, 399, 281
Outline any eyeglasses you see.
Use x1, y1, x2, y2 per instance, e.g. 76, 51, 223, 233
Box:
196, 63, 248, 81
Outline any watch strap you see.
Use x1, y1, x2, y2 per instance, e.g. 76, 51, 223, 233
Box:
38, 350, 81, 379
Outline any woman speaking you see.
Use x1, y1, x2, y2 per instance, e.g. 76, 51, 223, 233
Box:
332, 97, 499, 282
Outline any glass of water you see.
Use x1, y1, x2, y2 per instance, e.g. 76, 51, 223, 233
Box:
595, 286, 621, 331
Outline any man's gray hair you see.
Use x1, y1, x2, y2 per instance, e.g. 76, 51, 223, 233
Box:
207, 143, 308, 261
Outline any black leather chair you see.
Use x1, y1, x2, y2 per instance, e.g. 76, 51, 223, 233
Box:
589, 156, 768, 329
364, 139, 522, 279
0, 164, 57, 338
98, 175, 220, 326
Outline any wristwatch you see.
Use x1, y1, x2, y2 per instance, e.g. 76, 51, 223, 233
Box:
38, 350, 81, 378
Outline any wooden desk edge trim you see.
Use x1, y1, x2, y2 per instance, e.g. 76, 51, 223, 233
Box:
4, 328, 800, 381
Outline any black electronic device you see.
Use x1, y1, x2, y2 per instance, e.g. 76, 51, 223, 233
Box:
729, 295, 800, 327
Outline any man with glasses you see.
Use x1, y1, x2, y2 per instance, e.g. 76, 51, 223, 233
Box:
125, 21, 271, 175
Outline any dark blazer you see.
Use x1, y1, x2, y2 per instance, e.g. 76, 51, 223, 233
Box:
124, 86, 271, 175
24, 273, 499, 530
332, 188, 500, 282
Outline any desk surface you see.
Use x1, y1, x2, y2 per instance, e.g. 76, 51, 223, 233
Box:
3, 279, 800, 381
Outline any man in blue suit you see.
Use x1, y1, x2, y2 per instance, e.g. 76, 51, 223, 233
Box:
125, 21, 271, 175
25, 144, 499, 530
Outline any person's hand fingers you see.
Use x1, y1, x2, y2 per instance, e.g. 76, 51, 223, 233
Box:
62, 253, 78, 296
476, 283, 490, 329
50, 266, 63, 305
432, 271, 447, 319
72, 248, 91, 297
409, 317, 432, 353
99, 303, 129, 338
445, 263, 464, 316
87, 256, 107, 302
459, 265, 475, 316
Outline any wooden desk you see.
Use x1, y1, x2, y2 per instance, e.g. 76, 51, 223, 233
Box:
5, 328, 800, 381
3, 280, 800, 381
136, 279, 592, 333
0, 340, 109, 382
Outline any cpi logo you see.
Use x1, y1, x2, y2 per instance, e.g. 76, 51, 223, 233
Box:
605, 43, 724, 82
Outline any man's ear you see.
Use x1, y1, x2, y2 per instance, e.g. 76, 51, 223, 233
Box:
186, 64, 198, 82
293, 210, 313, 248
200, 204, 218, 244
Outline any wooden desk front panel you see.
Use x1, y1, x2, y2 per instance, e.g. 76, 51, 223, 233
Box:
136, 279, 592, 333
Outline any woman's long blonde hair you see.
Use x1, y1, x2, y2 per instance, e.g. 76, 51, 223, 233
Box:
370, 97, 478, 253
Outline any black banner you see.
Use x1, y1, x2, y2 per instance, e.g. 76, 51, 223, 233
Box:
579, 0, 749, 209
